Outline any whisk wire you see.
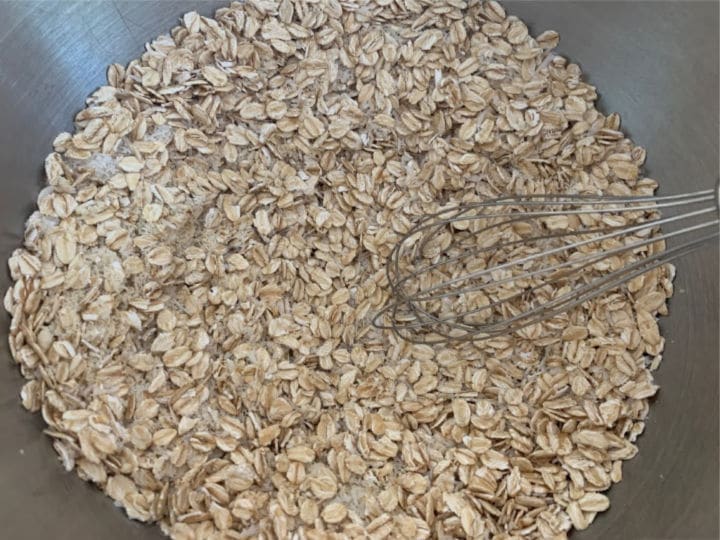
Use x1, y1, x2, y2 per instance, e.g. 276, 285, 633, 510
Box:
398, 205, 717, 302
387, 190, 715, 291
395, 217, 716, 327
376, 230, 716, 343
375, 186, 719, 343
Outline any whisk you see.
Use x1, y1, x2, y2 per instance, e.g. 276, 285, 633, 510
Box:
373, 184, 719, 343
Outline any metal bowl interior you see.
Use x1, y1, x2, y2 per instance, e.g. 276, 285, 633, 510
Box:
0, 2, 717, 539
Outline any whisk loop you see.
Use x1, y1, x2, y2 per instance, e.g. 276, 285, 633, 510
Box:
373, 186, 719, 344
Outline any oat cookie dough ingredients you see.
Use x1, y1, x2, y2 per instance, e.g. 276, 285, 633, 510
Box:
5, 1, 671, 538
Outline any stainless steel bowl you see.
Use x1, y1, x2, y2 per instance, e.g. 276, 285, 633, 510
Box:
1, 2, 717, 538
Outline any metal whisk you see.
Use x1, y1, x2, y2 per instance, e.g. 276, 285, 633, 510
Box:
373, 185, 719, 343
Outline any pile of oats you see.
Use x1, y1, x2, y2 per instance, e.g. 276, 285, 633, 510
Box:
5, 1, 672, 538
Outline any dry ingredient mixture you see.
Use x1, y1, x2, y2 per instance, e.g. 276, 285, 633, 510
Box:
5, 1, 673, 538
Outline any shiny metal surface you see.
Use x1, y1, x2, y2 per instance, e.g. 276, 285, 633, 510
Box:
0, 2, 717, 539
